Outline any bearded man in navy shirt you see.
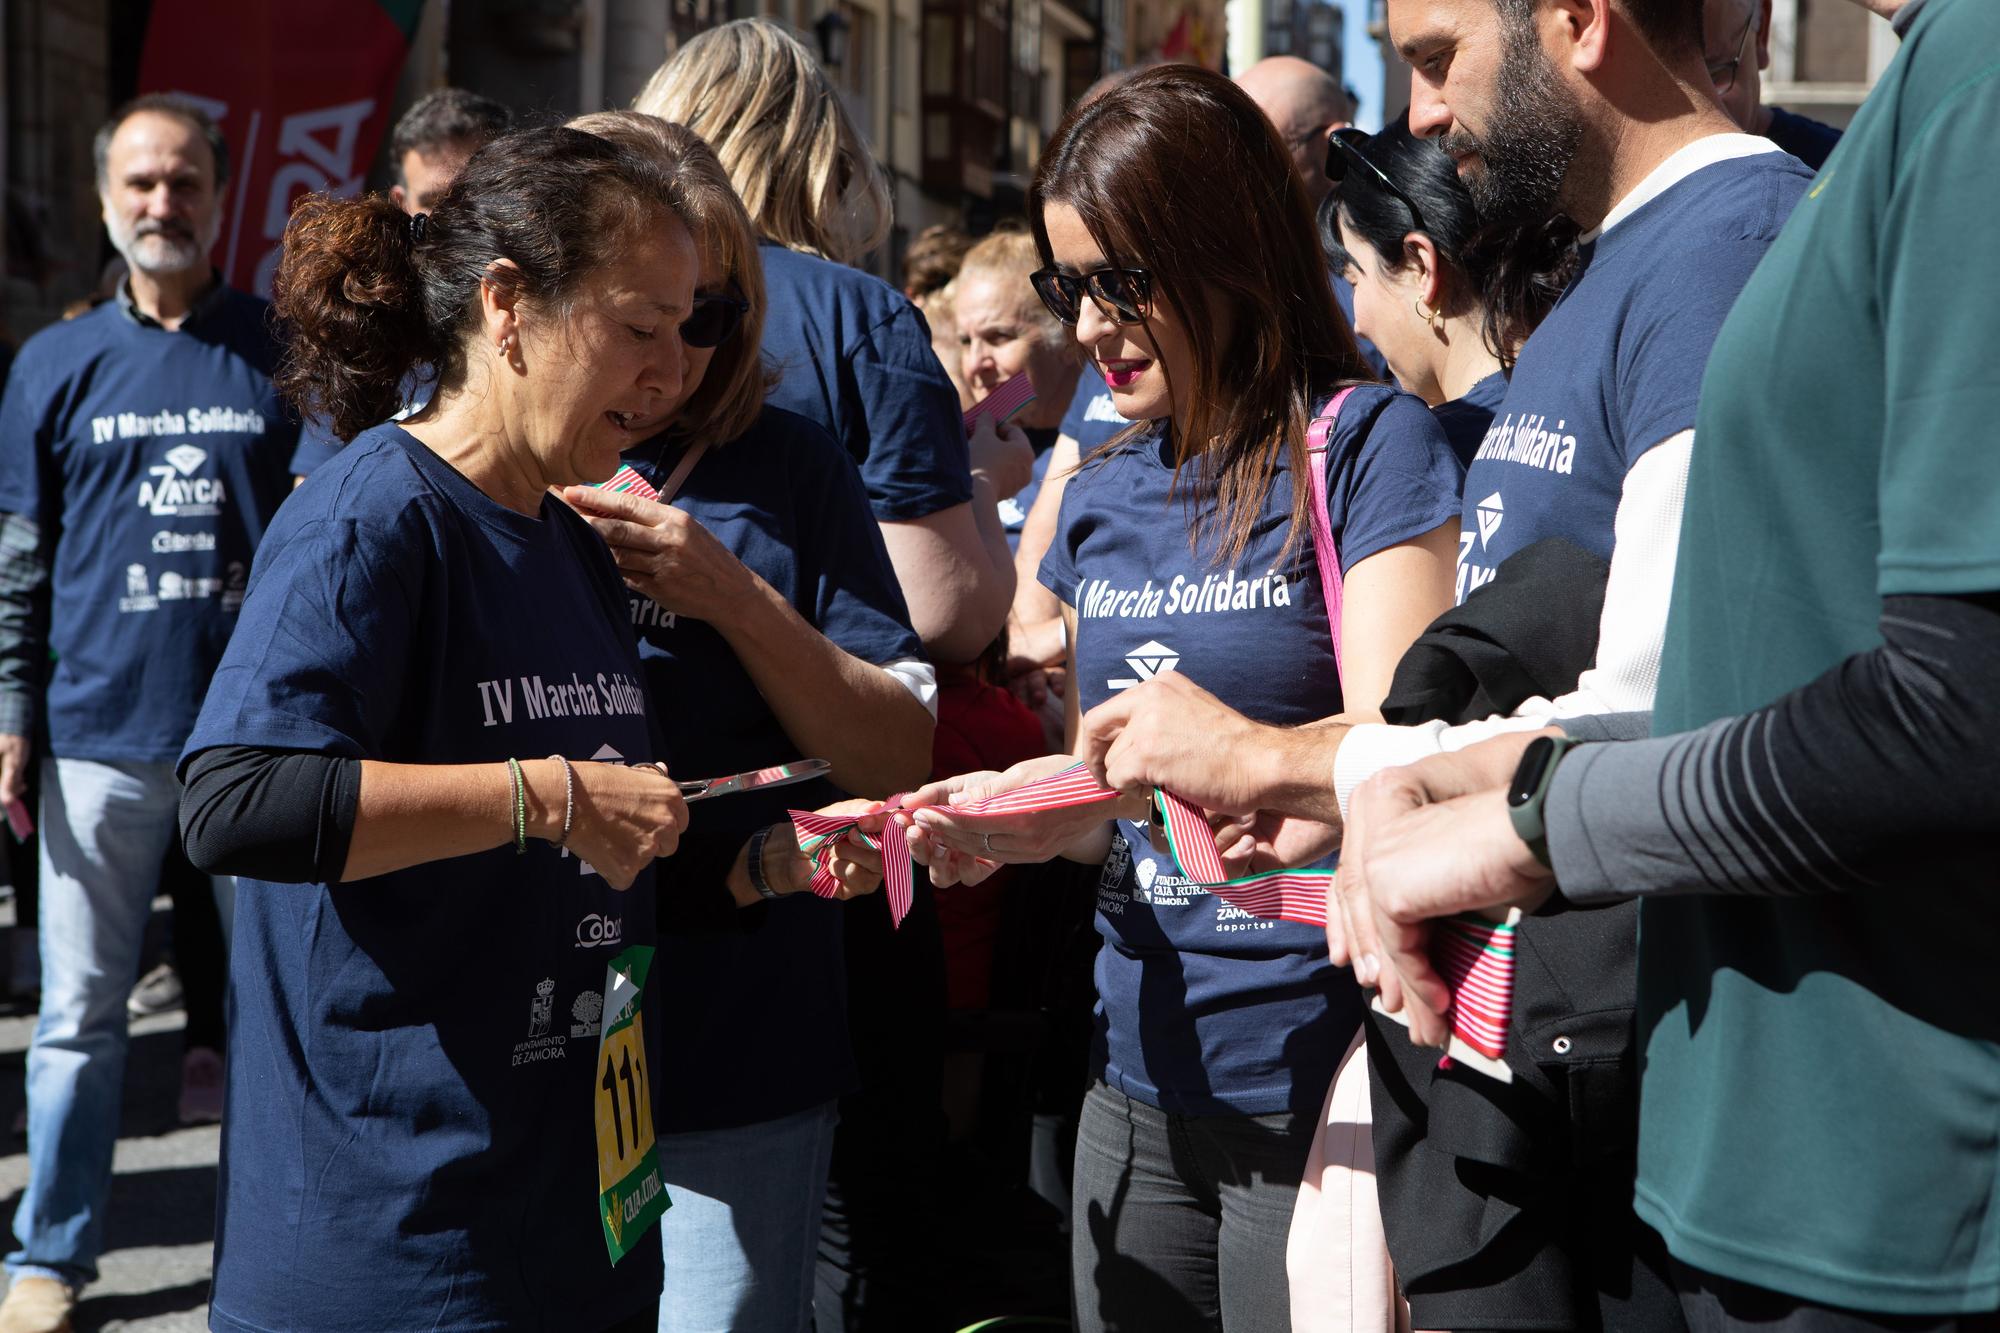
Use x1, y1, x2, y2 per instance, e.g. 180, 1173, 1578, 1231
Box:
0, 95, 295, 1331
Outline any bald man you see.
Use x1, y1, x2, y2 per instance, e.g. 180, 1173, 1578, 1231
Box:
1235, 55, 1388, 376
1237, 55, 1355, 206
1704, 0, 1841, 170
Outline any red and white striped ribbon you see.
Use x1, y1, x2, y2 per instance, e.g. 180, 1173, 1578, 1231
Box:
787, 759, 1518, 1081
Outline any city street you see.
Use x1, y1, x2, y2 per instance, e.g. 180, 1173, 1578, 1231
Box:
0, 901, 213, 1333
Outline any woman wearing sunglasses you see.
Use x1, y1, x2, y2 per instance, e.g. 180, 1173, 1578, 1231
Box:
901, 66, 1466, 1331
1324, 116, 1577, 464
560, 112, 931, 1333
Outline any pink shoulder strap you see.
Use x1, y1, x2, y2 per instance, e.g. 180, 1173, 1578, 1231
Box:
1305, 387, 1358, 676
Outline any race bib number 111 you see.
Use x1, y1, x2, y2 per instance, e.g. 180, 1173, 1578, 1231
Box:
595, 945, 668, 1263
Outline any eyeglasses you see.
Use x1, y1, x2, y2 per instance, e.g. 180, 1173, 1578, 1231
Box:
1706, 8, 1757, 95
1325, 127, 1430, 237
680, 291, 749, 349
1029, 266, 1153, 327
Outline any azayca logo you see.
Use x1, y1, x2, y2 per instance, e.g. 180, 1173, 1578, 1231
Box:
137, 444, 226, 517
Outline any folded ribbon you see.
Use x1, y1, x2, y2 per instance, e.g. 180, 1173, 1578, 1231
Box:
789, 762, 1518, 1081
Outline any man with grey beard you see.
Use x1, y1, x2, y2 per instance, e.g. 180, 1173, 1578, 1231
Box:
0, 94, 295, 1333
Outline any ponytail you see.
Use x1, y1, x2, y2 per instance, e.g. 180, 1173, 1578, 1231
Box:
273, 193, 440, 444
1465, 214, 1580, 369
273, 126, 697, 445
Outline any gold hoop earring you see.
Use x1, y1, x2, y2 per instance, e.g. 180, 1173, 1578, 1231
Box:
1414, 297, 1443, 331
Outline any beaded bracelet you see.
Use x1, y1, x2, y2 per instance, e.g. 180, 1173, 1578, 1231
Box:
506, 757, 526, 855
551, 754, 575, 850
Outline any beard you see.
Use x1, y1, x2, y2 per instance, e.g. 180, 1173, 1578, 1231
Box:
104, 208, 220, 276
1438, 16, 1585, 225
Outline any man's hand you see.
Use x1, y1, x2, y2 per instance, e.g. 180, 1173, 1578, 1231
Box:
1078, 673, 1307, 816
0, 732, 28, 808
1212, 810, 1343, 878
1346, 772, 1556, 1047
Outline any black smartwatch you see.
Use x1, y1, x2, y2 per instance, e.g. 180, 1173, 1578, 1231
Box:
1506, 735, 1579, 868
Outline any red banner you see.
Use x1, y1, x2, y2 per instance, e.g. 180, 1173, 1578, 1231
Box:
137, 0, 419, 296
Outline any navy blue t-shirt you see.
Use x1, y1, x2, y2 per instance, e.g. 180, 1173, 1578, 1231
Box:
999, 425, 1060, 551
1456, 149, 1813, 604
1039, 384, 1462, 1115
1332, 272, 1392, 379
289, 365, 435, 476
622, 408, 921, 1133
1432, 370, 1508, 469
1059, 367, 1134, 453
1766, 105, 1843, 172
182, 426, 664, 1332
759, 243, 974, 523
0, 290, 297, 763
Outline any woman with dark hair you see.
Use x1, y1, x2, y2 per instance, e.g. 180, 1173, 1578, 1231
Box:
561, 111, 932, 1333
1322, 114, 1577, 464
174, 127, 881, 1332
899, 65, 1466, 1331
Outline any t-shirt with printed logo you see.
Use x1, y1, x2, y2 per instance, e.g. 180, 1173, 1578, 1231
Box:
1038, 384, 1462, 1115
621, 407, 921, 1134
0, 289, 297, 762
1454, 148, 1814, 606
182, 425, 663, 1332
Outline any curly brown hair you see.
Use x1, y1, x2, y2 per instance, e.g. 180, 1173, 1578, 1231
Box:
273, 126, 695, 443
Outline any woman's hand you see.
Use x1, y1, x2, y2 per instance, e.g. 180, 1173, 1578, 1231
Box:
898, 753, 1143, 870
968, 414, 1035, 500
763, 799, 887, 901
561, 485, 756, 625
542, 759, 690, 891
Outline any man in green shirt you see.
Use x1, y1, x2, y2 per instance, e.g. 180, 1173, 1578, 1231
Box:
1331, 0, 2000, 1323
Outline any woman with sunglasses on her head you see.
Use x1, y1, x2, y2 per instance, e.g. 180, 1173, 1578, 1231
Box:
561, 112, 932, 1333
899, 65, 1466, 1332
1324, 115, 1577, 466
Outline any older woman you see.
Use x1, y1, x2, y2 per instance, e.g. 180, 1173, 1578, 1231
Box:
562, 110, 932, 1333
955, 228, 1084, 548
175, 127, 878, 1333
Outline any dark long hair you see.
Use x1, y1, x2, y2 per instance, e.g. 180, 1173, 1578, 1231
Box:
273, 127, 690, 442
1029, 63, 1372, 564
1319, 115, 1577, 369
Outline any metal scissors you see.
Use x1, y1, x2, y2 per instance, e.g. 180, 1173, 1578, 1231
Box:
668, 758, 833, 802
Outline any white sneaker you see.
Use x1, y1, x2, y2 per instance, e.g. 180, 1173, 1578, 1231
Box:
0, 1276, 74, 1333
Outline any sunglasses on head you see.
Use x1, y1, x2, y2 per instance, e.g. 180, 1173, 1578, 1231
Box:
1029, 266, 1153, 327
680, 291, 749, 349
1325, 127, 1430, 238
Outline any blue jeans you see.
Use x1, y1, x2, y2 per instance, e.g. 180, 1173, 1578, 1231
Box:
655, 1101, 839, 1333
7, 757, 234, 1286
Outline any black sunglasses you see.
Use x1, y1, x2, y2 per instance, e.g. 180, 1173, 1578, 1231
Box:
1326, 127, 1430, 238
680, 291, 749, 349
1029, 266, 1153, 327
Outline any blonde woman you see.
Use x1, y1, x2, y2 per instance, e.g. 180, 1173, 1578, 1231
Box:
561, 111, 932, 1333
635, 18, 1025, 667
